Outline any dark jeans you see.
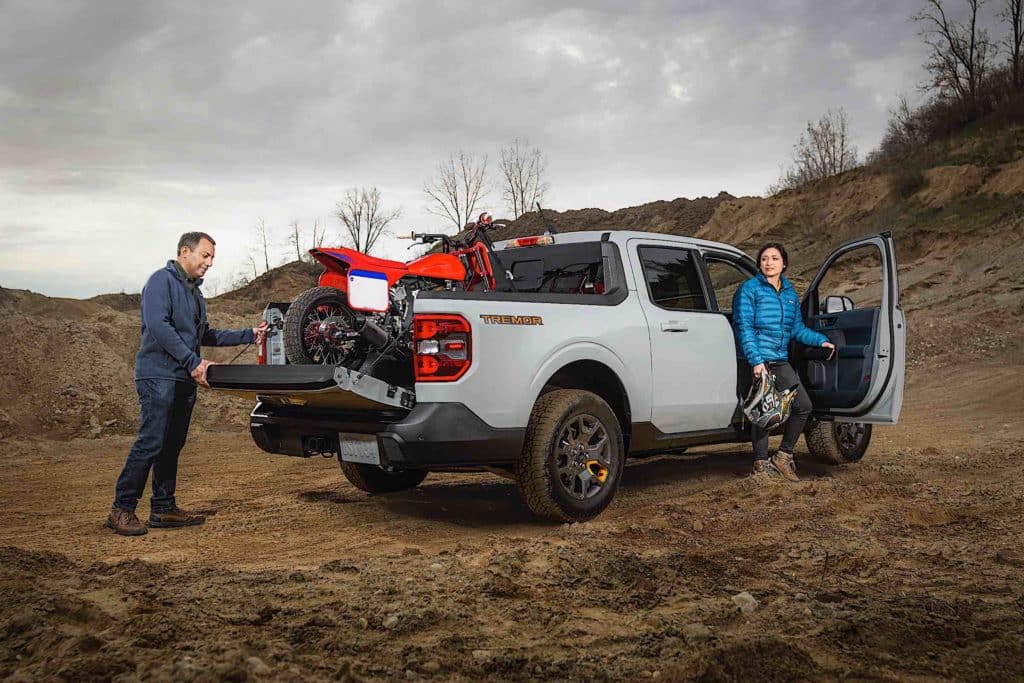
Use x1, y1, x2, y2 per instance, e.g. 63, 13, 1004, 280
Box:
114, 378, 196, 513
743, 361, 813, 461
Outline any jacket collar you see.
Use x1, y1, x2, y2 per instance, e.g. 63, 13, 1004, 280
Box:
755, 272, 793, 292
166, 260, 204, 289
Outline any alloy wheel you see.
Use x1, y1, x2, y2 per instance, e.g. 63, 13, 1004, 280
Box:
555, 414, 613, 500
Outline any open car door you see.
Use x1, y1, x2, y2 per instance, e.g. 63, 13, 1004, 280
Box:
795, 231, 905, 424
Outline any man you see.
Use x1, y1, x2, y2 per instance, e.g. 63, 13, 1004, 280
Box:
107, 232, 268, 536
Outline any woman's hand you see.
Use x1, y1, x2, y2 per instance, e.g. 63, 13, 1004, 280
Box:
822, 341, 836, 360
752, 363, 766, 378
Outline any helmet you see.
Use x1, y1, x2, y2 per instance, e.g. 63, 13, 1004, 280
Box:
742, 370, 798, 430
477, 212, 493, 227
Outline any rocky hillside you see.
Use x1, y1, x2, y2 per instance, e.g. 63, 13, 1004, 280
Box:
2, 127, 1022, 442
494, 192, 736, 240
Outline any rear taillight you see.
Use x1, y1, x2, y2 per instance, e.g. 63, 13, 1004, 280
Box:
413, 314, 471, 382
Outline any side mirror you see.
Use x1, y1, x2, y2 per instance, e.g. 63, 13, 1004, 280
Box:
823, 295, 854, 313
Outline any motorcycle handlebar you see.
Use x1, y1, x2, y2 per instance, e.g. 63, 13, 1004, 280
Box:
395, 232, 447, 243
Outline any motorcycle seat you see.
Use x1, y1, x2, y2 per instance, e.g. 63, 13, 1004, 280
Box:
316, 248, 409, 273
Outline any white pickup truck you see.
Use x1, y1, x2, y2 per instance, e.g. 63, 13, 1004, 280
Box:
208, 230, 905, 522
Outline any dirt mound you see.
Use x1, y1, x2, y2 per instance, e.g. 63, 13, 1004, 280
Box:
211, 259, 322, 314
87, 292, 142, 313
0, 283, 266, 441
981, 155, 1024, 195
492, 192, 736, 241
914, 164, 989, 207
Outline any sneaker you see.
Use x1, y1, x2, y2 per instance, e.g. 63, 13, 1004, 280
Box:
148, 506, 206, 529
771, 451, 801, 482
751, 459, 779, 481
106, 507, 148, 536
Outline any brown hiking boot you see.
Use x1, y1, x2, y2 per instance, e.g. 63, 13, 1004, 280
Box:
771, 451, 801, 482
106, 507, 148, 536
751, 459, 779, 482
148, 506, 206, 529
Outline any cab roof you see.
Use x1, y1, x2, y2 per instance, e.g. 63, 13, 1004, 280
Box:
494, 230, 750, 260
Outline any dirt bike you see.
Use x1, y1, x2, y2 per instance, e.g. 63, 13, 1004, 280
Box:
282, 221, 511, 375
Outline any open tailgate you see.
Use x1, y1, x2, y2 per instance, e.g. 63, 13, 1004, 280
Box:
207, 364, 416, 411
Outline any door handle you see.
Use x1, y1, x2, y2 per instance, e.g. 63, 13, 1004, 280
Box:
661, 322, 689, 332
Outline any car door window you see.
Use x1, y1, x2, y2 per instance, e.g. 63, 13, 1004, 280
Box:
814, 244, 884, 311
703, 256, 753, 313
637, 246, 708, 311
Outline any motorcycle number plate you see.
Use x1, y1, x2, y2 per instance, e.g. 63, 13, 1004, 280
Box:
339, 434, 382, 465
348, 270, 389, 312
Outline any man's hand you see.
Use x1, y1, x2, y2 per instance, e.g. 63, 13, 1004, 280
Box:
191, 359, 215, 388
822, 341, 836, 360
752, 363, 766, 378
253, 321, 269, 345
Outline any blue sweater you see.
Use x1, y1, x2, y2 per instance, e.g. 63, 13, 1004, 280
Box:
134, 260, 254, 382
732, 273, 828, 367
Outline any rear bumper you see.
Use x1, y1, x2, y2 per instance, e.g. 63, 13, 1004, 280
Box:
249, 401, 524, 468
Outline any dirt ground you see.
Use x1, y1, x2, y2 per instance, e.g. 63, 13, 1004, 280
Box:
2, 362, 1023, 682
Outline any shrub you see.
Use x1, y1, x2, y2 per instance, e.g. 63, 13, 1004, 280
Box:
893, 164, 927, 198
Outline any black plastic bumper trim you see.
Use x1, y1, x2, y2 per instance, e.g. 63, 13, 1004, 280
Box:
376, 402, 525, 467
248, 401, 524, 467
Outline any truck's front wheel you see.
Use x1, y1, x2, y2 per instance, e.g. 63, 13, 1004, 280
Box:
805, 419, 872, 465
516, 390, 624, 523
338, 459, 427, 494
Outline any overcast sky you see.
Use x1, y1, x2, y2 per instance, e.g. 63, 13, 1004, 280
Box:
0, 0, 938, 298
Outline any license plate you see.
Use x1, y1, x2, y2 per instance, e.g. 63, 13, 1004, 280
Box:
339, 434, 382, 465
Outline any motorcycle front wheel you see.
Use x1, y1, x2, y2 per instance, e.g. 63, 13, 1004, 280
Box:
283, 286, 367, 366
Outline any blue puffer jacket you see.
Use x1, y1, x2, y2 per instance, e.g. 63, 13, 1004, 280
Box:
732, 273, 828, 366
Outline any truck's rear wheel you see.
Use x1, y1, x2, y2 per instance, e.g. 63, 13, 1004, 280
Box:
516, 389, 624, 523
338, 459, 427, 494
805, 419, 872, 464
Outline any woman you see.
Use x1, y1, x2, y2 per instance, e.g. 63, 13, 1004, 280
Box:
732, 243, 835, 482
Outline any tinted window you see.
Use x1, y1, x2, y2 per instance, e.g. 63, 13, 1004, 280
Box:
704, 256, 752, 313
638, 246, 708, 311
501, 242, 605, 294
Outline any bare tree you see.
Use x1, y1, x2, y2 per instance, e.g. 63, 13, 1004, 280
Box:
246, 253, 259, 280
424, 150, 489, 232
287, 220, 303, 262
1002, 0, 1024, 89
232, 267, 252, 291
334, 187, 401, 254
868, 95, 930, 162
498, 139, 549, 219
770, 108, 859, 193
253, 217, 271, 273
311, 218, 326, 251
914, 0, 993, 112
287, 219, 328, 263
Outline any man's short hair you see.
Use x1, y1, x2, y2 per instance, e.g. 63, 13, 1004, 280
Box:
177, 231, 216, 254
